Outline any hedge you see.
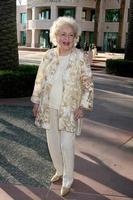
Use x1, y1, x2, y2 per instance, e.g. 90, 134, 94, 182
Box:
0, 65, 38, 98
106, 59, 133, 78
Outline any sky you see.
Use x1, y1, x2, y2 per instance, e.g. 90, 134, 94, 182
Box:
16, 0, 27, 5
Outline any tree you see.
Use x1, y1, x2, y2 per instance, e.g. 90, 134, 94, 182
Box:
118, 0, 126, 49
94, 0, 101, 46
0, 0, 19, 69
125, 0, 133, 60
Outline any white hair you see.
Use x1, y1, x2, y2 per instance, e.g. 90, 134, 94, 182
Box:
50, 16, 81, 46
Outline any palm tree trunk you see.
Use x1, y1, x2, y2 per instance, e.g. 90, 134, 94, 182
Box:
0, 0, 19, 69
94, 0, 101, 46
118, 0, 126, 49
125, 0, 133, 60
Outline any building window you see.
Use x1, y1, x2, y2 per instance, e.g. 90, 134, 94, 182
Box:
105, 9, 120, 22
90, 9, 95, 21
82, 8, 89, 21
39, 8, 51, 19
103, 32, 118, 51
58, 7, 75, 18
80, 31, 86, 49
80, 31, 94, 50
89, 32, 94, 45
20, 31, 26, 46
20, 13, 27, 24
82, 8, 95, 21
82, 10, 86, 20
40, 30, 51, 48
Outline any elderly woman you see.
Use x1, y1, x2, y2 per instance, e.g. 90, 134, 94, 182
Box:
31, 16, 94, 196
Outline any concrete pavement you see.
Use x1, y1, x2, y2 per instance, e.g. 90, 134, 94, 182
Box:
18, 50, 124, 70
0, 70, 133, 200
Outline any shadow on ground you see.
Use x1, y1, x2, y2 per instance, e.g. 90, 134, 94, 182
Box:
0, 105, 54, 188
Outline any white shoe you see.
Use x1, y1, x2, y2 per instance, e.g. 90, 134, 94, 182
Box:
50, 174, 62, 183
60, 186, 71, 196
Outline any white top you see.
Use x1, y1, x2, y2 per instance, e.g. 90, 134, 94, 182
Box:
49, 54, 70, 109
49, 53, 82, 135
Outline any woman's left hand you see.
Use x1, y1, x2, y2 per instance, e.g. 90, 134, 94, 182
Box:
74, 106, 84, 121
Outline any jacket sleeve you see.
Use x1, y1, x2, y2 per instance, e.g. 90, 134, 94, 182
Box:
80, 53, 94, 111
31, 54, 46, 104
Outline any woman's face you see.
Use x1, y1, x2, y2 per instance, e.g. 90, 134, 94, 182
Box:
56, 25, 75, 54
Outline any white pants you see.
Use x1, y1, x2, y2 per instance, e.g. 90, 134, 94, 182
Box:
46, 109, 75, 188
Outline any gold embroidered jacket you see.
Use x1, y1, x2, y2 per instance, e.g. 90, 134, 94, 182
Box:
31, 47, 94, 133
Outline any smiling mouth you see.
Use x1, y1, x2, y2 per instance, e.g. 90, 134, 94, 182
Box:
63, 42, 70, 46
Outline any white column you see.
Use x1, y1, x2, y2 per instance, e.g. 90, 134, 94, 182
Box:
32, 7, 36, 20
31, 29, 36, 47
51, 5, 57, 20
76, 6, 82, 21
32, 30, 40, 47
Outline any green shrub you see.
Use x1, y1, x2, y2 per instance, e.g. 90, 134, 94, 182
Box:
106, 59, 133, 77
0, 65, 38, 98
110, 48, 125, 53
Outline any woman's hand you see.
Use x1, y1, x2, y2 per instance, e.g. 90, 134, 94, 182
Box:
32, 103, 39, 117
74, 106, 84, 121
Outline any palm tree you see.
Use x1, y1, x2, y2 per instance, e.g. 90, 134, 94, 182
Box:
94, 0, 101, 46
125, 0, 133, 60
0, 0, 19, 69
118, 0, 126, 49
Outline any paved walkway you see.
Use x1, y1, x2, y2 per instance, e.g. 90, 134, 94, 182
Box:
18, 50, 124, 70
0, 70, 133, 200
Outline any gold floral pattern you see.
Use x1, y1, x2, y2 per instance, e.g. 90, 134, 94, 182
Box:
31, 48, 94, 134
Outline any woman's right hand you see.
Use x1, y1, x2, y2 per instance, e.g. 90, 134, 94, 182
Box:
32, 103, 39, 117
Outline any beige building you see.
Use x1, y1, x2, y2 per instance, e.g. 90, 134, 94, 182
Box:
17, 0, 130, 51
17, 5, 27, 46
